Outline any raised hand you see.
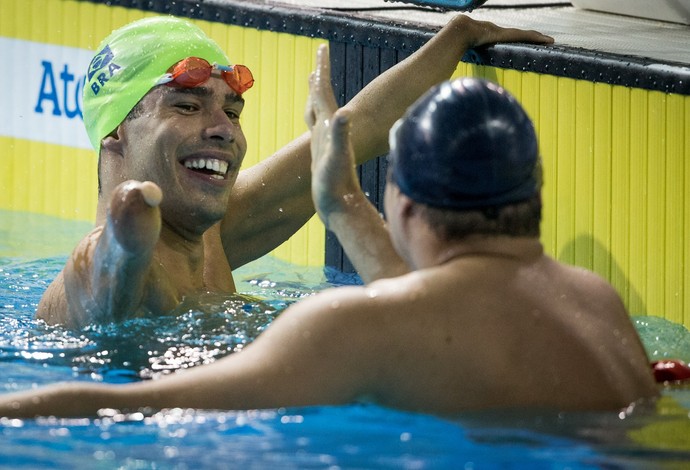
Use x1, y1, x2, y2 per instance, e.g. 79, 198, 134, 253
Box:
305, 45, 363, 229
453, 15, 554, 48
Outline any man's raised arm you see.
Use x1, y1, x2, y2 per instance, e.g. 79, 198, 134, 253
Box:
221, 15, 552, 269
308, 17, 554, 281
306, 45, 409, 282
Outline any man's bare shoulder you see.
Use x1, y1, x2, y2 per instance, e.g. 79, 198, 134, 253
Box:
553, 260, 627, 310
286, 278, 414, 317
266, 273, 428, 337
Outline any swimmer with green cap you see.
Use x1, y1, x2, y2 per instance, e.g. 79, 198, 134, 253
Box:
35, 15, 554, 328
0, 24, 657, 417
83, 16, 237, 154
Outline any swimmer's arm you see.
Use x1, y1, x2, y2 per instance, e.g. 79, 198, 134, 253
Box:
37, 182, 165, 328
306, 46, 409, 282
221, 17, 552, 269
303, 17, 553, 281
222, 133, 316, 269
3, 289, 379, 418
322, 177, 407, 284
335, 15, 554, 160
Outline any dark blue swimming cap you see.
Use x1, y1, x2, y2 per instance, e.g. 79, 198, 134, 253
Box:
388, 78, 539, 210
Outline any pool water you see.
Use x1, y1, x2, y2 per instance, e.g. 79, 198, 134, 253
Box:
1, 211, 690, 469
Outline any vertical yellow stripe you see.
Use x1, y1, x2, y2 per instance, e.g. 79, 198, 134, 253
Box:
78, 1, 99, 50
501, 69, 523, 102
0, 138, 15, 210
276, 34, 296, 149
205, 22, 227, 59
454, 62, 469, 78
626, 88, 648, 315
556, 78, 576, 264
44, 0, 62, 45
300, 38, 324, 267
28, 0, 47, 44
240, 28, 262, 170
10, 139, 25, 211
307, 215, 325, 267
62, 145, 78, 219
257, 29, 287, 262
1, 137, 9, 211
76, 152, 98, 221
591, 83, 612, 280
42, 140, 57, 216
294, 36, 318, 138
258, 31, 279, 164
273, 41, 295, 174
0, 0, 16, 36
609, 86, 631, 304
574, 80, 595, 268
111, 5, 132, 32
276, 34, 299, 264
538, 74, 559, 258
685, 97, 690, 328
520, 72, 541, 127
664, 94, 685, 325
1, 136, 99, 221
57, 145, 71, 219
646, 91, 667, 317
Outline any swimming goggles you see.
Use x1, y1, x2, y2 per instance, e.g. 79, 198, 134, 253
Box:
157, 57, 254, 95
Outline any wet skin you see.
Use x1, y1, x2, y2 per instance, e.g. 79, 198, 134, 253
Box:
36, 15, 556, 329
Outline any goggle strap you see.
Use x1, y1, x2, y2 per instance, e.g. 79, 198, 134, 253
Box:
156, 74, 174, 86
214, 63, 234, 72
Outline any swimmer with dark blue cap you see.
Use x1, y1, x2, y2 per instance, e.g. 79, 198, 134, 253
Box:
388, 77, 541, 211
303, 62, 656, 412
0, 32, 658, 418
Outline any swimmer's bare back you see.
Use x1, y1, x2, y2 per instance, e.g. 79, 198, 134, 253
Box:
346, 243, 659, 412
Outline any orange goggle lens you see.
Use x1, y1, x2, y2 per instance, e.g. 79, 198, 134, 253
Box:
166, 57, 254, 95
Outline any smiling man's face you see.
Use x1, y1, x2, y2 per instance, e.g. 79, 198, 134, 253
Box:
114, 75, 248, 233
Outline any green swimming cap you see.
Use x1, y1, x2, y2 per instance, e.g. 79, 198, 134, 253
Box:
83, 16, 230, 152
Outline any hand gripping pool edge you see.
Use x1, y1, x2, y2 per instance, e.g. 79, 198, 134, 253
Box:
384, 0, 489, 11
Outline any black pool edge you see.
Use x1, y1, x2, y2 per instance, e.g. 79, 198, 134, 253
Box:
80, 0, 690, 95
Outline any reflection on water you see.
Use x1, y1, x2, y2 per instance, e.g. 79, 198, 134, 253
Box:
0, 254, 345, 383
1, 211, 690, 467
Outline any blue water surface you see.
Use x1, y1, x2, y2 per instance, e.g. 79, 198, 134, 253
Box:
1, 211, 689, 469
